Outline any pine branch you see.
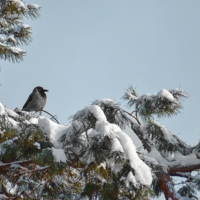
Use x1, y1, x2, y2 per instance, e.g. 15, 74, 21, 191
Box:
155, 166, 179, 200
0, 0, 41, 63
169, 163, 200, 174
170, 172, 191, 178
123, 87, 188, 123
131, 122, 151, 152
121, 109, 141, 125
0, 159, 33, 168
0, 42, 26, 62
19, 165, 50, 176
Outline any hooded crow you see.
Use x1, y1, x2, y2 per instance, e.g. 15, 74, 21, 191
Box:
22, 86, 48, 112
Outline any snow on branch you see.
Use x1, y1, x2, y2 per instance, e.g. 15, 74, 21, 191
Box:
0, 24, 32, 46
0, 0, 41, 19
141, 122, 191, 155
0, 99, 153, 200
0, 159, 33, 168
0, 42, 26, 62
92, 99, 132, 129
26, 4, 41, 19
1, 85, 200, 199
0, 0, 40, 62
60, 102, 152, 187
123, 86, 188, 122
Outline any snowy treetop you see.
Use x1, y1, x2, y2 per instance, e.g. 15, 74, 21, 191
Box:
61, 100, 153, 186
0, 100, 152, 190
123, 86, 187, 122
1, 85, 200, 199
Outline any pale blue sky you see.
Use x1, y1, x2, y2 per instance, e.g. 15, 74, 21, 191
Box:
1, 0, 200, 154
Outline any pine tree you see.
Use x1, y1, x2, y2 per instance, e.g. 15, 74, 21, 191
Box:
1, 84, 200, 199
0, 0, 40, 63
1, 2, 199, 199
0, 98, 154, 199
123, 86, 200, 200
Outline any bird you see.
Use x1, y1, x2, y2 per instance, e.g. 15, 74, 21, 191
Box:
22, 86, 48, 114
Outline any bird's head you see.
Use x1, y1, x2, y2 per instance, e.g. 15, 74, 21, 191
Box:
34, 86, 49, 93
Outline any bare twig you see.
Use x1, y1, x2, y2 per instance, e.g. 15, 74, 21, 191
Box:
42, 110, 59, 124
131, 110, 137, 114
121, 109, 141, 125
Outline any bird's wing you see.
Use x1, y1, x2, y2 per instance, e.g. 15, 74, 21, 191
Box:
22, 93, 34, 110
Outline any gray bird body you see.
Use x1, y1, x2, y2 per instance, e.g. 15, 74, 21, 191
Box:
22, 86, 48, 112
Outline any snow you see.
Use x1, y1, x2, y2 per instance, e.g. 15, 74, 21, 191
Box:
0, 100, 153, 191
14, 24, 31, 32
0, 42, 26, 55
97, 162, 106, 169
111, 137, 124, 152
87, 105, 115, 137
0, 102, 5, 115
116, 128, 152, 186
5, 108, 18, 118
1, 97, 200, 197
0, 85, 198, 199
8, 35, 16, 44
10, 164, 20, 169
142, 122, 179, 145
33, 142, 40, 149
22, 24, 31, 29
29, 118, 38, 125
87, 105, 106, 122
84, 105, 152, 185
71, 104, 152, 186
99, 98, 114, 104
125, 171, 137, 187
157, 89, 176, 102
12, 137, 18, 141
11, 47, 25, 54
0, 35, 5, 43
52, 147, 66, 162
27, 4, 40, 10
12, 0, 26, 10
0, 18, 8, 26
127, 91, 138, 100
38, 116, 67, 148
159, 125, 178, 144
146, 146, 200, 172
144, 155, 159, 165
7, 117, 18, 128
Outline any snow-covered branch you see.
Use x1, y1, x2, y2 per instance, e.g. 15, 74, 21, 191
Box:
123, 87, 188, 122
0, 0, 40, 62
0, 86, 199, 199
0, 159, 33, 168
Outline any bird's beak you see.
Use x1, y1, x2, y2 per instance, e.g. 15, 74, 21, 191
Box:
43, 89, 49, 92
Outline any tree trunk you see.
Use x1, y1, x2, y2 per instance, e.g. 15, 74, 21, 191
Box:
155, 166, 179, 200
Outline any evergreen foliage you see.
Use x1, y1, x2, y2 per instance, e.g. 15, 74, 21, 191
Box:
2, 85, 200, 200
123, 86, 187, 122
1, 84, 200, 200
0, 99, 154, 199
0, 0, 40, 62
0, 111, 77, 199
1, 1, 200, 199
123, 86, 200, 200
